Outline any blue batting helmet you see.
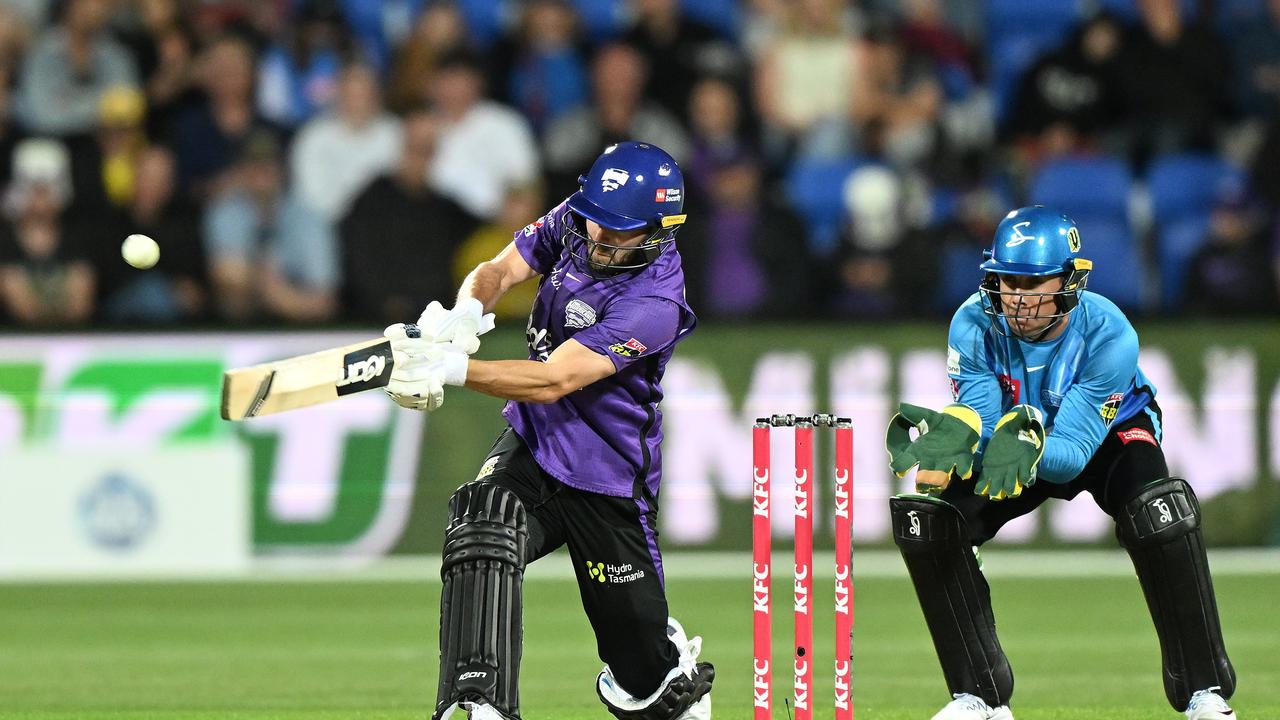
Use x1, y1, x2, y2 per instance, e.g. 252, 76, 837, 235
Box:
564, 142, 687, 275
978, 206, 1093, 339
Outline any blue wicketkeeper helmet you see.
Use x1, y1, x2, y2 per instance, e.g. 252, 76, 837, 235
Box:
564, 141, 687, 276
978, 205, 1093, 339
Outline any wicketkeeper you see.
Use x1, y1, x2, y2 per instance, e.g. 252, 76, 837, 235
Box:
380, 142, 713, 720
885, 206, 1237, 720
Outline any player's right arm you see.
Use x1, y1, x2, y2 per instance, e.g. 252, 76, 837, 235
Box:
457, 240, 540, 313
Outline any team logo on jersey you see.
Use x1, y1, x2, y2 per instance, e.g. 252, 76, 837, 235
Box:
522, 216, 547, 237
655, 188, 681, 203
997, 373, 1021, 402
1067, 226, 1081, 252
564, 298, 597, 329
608, 337, 648, 357
601, 168, 630, 192
1005, 221, 1036, 247
1099, 393, 1124, 423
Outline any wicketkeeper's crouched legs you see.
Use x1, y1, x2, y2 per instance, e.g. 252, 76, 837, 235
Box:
891, 494, 1014, 709
434, 482, 528, 720
1114, 477, 1236, 711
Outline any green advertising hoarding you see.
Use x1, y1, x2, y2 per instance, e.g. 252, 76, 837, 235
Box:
0, 322, 1276, 557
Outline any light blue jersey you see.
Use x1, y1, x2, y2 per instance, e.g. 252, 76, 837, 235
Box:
947, 291, 1156, 483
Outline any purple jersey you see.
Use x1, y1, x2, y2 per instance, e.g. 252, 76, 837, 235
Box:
502, 199, 697, 498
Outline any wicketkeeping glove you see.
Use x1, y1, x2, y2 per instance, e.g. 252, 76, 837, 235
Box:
885, 403, 982, 494
416, 298, 496, 355
382, 323, 469, 411
975, 404, 1046, 500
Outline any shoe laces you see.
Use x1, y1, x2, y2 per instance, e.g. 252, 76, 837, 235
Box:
949, 693, 993, 712
1188, 687, 1231, 711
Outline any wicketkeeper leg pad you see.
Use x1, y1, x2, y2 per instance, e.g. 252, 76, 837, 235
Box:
1114, 478, 1235, 710
434, 483, 528, 720
891, 494, 1014, 708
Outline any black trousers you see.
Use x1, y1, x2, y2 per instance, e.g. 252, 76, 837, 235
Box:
941, 402, 1169, 542
464, 427, 679, 698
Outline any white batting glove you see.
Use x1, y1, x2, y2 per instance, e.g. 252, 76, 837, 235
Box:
417, 298, 497, 355
382, 323, 470, 411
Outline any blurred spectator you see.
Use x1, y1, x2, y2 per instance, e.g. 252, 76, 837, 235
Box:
741, 0, 797, 61
336, 0, 427, 73
386, 2, 468, 114
1252, 117, 1280, 213
897, 0, 977, 94
830, 165, 901, 316
827, 163, 954, 316
452, 184, 541, 321
544, 43, 688, 198
851, 20, 943, 169
685, 75, 754, 194
173, 34, 275, 200
623, 0, 726, 120
1117, 0, 1231, 162
1005, 13, 1126, 166
0, 4, 34, 73
754, 0, 859, 160
1227, 0, 1280, 120
15, 0, 139, 136
256, 0, 350, 130
0, 138, 95, 324
0, 64, 17, 192
203, 130, 337, 322
66, 85, 148, 212
290, 61, 400, 223
97, 146, 206, 324
427, 49, 539, 220
1184, 183, 1279, 316
494, 0, 588, 133
678, 152, 813, 318
341, 110, 476, 321
118, 0, 199, 141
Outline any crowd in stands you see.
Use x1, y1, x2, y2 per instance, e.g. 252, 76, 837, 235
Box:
0, 0, 1277, 328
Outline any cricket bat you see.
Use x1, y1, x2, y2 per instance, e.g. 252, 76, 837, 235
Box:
221, 338, 393, 421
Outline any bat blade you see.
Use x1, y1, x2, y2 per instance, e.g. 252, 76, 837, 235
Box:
220, 338, 393, 421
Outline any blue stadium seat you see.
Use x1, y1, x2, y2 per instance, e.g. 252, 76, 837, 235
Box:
569, 0, 626, 40
784, 156, 866, 255
1148, 153, 1244, 223
1157, 216, 1212, 309
1074, 216, 1146, 310
680, 0, 741, 38
936, 243, 983, 312
456, 0, 508, 47
1029, 155, 1133, 218
1147, 153, 1243, 308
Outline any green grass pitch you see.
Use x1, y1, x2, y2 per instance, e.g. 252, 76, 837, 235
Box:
1, 559, 1276, 719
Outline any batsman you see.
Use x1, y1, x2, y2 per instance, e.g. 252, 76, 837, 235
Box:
379, 142, 713, 720
885, 206, 1237, 720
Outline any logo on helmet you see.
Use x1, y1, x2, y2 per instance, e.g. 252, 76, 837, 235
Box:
1005, 221, 1036, 247
1067, 227, 1081, 252
600, 168, 630, 192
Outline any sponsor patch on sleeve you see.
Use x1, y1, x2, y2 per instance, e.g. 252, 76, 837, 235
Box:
946, 346, 961, 376
1116, 427, 1158, 446
1099, 392, 1124, 423
608, 338, 648, 358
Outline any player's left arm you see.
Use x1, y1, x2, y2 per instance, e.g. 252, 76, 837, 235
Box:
1037, 325, 1140, 483
463, 340, 616, 404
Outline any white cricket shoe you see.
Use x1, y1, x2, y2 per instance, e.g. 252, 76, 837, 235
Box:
666, 617, 711, 720
931, 692, 1014, 720
1185, 686, 1235, 719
